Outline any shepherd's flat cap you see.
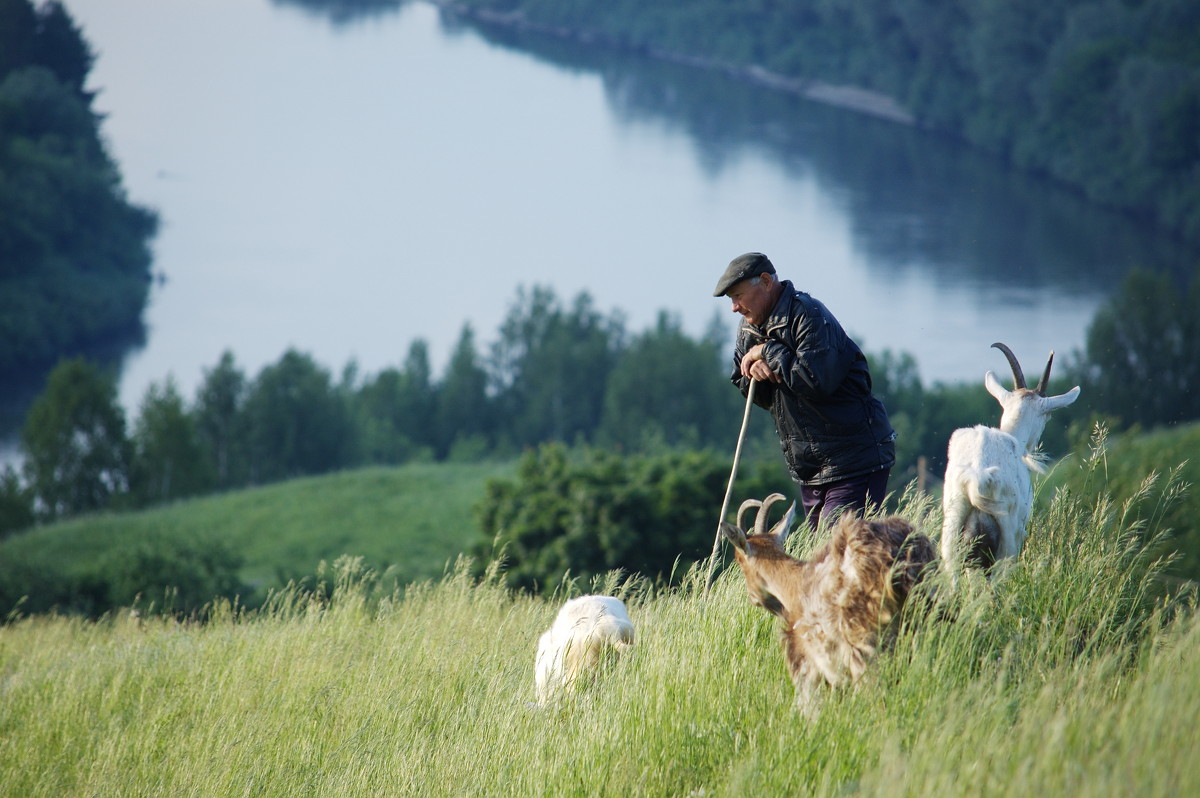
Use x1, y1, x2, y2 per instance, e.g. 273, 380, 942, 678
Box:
713, 252, 776, 297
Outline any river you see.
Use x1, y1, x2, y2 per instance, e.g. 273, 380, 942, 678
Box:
5, 0, 1194, 462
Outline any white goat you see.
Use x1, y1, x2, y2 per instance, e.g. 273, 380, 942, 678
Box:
534, 595, 634, 706
941, 342, 1080, 571
721, 494, 935, 712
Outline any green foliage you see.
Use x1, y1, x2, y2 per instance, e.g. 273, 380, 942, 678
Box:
489, 286, 624, 445
27, 1, 91, 95
1043, 422, 1200, 582
0, 0, 38, 77
1070, 266, 1200, 429
351, 341, 437, 465
0, 529, 243, 617
473, 442, 787, 593
241, 349, 356, 482
193, 350, 248, 488
129, 376, 215, 505
0, 0, 157, 376
87, 532, 244, 615
597, 311, 741, 451
19, 357, 130, 520
432, 324, 492, 457
0, 464, 33, 537
0, 271, 1180, 541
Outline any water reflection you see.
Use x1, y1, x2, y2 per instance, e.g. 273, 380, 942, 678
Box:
271, 0, 405, 28
451, 11, 1195, 294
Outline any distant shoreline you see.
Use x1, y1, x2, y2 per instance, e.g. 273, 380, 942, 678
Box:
429, 0, 916, 126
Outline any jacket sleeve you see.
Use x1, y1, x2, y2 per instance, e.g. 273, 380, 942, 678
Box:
730, 328, 775, 409
761, 306, 854, 401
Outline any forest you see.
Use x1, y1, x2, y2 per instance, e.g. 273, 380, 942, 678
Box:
2, 266, 1197, 543
0, 0, 157, 376
441, 0, 1200, 246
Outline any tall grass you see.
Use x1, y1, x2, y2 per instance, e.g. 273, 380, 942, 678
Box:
1, 451, 1197, 796
1046, 421, 1200, 581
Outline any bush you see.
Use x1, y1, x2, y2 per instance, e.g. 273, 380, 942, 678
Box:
0, 530, 245, 619
473, 442, 789, 593
91, 532, 245, 614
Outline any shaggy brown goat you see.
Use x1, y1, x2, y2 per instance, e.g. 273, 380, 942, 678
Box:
721, 494, 935, 711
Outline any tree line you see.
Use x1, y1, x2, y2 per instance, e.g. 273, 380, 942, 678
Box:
443, 0, 1200, 246
0, 0, 157, 376
3, 267, 1198, 541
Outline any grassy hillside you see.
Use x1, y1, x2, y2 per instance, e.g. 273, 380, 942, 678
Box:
0, 460, 514, 611
1042, 421, 1200, 582
0, 479, 1196, 796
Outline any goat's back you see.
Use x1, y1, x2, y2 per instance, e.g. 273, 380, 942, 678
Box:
943, 424, 1032, 565
784, 515, 934, 690
534, 595, 633, 705
830, 515, 936, 611
946, 425, 1023, 473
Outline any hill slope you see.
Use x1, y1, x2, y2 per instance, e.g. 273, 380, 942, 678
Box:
0, 483, 1195, 796
0, 460, 514, 612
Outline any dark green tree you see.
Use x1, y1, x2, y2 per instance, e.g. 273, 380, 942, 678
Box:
0, 65, 157, 371
1075, 267, 1200, 429
355, 368, 419, 465
394, 340, 436, 451
867, 347, 928, 482
30, 0, 92, 97
20, 357, 130, 519
434, 323, 493, 459
194, 350, 248, 487
353, 340, 438, 464
490, 286, 624, 447
598, 311, 738, 451
130, 376, 214, 505
242, 349, 354, 482
0, 464, 34, 537
0, 0, 37, 78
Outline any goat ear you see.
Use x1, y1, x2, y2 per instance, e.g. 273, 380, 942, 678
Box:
984, 370, 1012, 402
1044, 385, 1081, 411
720, 521, 748, 553
768, 501, 797, 546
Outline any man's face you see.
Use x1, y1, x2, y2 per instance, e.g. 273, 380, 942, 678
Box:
726, 275, 774, 327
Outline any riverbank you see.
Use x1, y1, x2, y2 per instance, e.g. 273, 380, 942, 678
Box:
430, 0, 915, 126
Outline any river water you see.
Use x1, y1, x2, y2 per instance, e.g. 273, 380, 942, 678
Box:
6, 0, 1194, 460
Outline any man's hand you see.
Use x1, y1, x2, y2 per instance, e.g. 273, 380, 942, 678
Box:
740, 343, 781, 382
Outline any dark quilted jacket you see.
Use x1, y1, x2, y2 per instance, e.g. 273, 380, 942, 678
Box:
729, 280, 896, 485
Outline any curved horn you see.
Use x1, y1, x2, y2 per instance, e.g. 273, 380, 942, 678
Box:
1033, 351, 1055, 397
736, 498, 762, 532
991, 342, 1027, 389
755, 493, 789, 536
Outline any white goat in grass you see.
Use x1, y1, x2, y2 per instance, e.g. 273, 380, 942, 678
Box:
722, 493, 935, 712
941, 342, 1080, 573
534, 595, 634, 706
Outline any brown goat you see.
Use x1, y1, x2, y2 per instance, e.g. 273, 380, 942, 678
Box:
721, 493, 935, 711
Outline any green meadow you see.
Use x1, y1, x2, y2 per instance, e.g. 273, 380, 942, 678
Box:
1, 438, 1198, 797
0, 460, 514, 602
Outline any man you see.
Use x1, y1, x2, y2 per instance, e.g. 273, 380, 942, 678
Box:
714, 252, 896, 531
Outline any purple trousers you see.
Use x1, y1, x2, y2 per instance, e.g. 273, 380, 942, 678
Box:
800, 468, 891, 532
